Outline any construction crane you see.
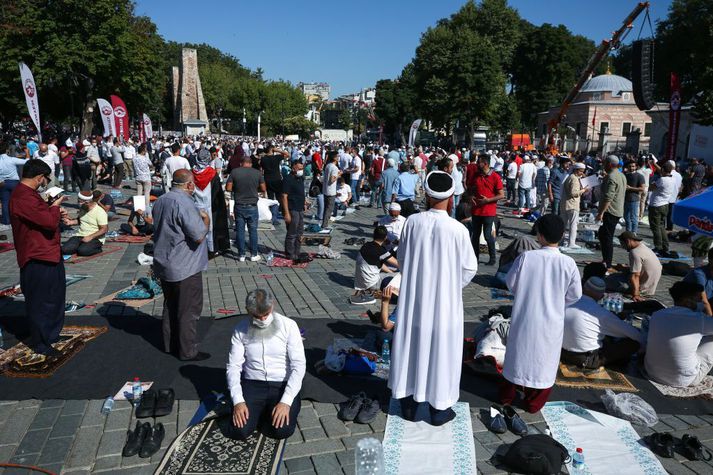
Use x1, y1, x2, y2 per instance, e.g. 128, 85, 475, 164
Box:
545, 1, 650, 154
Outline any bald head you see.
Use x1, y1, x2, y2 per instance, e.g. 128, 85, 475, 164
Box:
173, 169, 194, 186
39, 143, 48, 154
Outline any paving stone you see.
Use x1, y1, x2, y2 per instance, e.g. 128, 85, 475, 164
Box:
0, 406, 40, 445
178, 399, 200, 415
301, 426, 327, 442
61, 400, 89, 416
336, 448, 355, 467
661, 415, 694, 431
28, 407, 62, 431
97, 429, 128, 458
283, 438, 345, 460
81, 399, 107, 428
474, 430, 502, 446
495, 429, 521, 444
49, 413, 83, 439
320, 415, 351, 438
15, 428, 50, 456
346, 421, 374, 435
287, 429, 304, 445
285, 456, 314, 473
683, 460, 713, 475
105, 407, 132, 431
672, 426, 713, 442
677, 415, 709, 428
658, 456, 697, 475
9, 451, 40, 466
0, 444, 17, 462
65, 425, 104, 470
0, 402, 18, 425
368, 411, 386, 433
92, 454, 122, 471
311, 453, 341, 475
297, 407, 321, 429
40, 399, 65, 409
312, 402, 337, 417
36, 436, 73, 465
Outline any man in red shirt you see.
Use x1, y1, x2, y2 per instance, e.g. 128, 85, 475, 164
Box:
9, 160, 67, 356
465, 153, 479, 189
369, 151, 386, 208
471, 155, 504, 266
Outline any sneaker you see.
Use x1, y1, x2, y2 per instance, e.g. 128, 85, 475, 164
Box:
338, 392, 366, 421
238, 255, 246, 262
355, 397, 380, 424
350, 293, 376, 305
250, 255, 262, 262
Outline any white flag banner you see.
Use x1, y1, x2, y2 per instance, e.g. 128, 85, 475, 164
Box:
97, 98, 116, 137
18, 62, 41, 141
408, 119, 422, 148
142, 113, 153, 139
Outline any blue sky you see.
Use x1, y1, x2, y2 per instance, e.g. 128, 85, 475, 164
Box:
135, 0, 670, 97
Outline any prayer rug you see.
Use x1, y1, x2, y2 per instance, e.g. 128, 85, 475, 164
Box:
560, 246, 595, 255
0, 242, 15, 253
1, 274, 90, 301
489, 288, 513, 300
107, 235, 151, 243
0, 325, 107, 378
649, 376, 713, 400
94, 286, 159, 309
65, 245, 124, 264
383, 399, 476, 475
658, 253, 692, 262
555, 362, 637, 392
542, 401, 666, 475
155, 415, 285, 475
267, 253, 314, 269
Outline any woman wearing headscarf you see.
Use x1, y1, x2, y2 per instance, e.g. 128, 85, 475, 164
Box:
192, 148, 229, 254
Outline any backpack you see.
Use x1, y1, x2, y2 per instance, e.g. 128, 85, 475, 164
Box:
499, 434, 570, 475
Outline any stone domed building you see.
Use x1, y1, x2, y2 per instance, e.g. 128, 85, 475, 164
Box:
536, 71, 653, 154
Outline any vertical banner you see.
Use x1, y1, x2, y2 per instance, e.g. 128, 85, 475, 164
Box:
591, 107, 597, 128
408, 119, 422, 148
110, 95, 130, 141
96, 98, 116, 137
142, 113, 153, 140
667, 72, 682, 161
18, 62, 42, 141
138, 113, 146, 143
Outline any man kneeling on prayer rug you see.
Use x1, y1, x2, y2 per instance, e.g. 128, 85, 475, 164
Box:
561, 276, 643, 369
227, 288, 306, 440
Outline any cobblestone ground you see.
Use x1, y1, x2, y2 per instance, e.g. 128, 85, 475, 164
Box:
0, 183, 709, 474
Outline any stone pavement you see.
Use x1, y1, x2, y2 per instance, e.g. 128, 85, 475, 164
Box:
0, 183, 708, 474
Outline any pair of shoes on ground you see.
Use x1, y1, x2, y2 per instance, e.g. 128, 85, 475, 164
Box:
398, 396, 456, 426
344, 237, 366, 246
487, 405, 528, 436
338, 392, 380, 424
122, 421, 165, 458
135, 388, 175, 419
350, 291, 376, 306
646, 432, 712, 460
238, 254, 262, 262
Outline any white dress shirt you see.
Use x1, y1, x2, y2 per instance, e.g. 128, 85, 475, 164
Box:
563, 295, 643, 353
226, 313, 306, 406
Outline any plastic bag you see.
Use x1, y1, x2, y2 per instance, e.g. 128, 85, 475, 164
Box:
324, 344, 346, 372
601, 389, 658, 427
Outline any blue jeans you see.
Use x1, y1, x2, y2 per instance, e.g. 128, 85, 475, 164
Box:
624, 200, 640, 234
350, 178, 360, 204
518, 187, 532, 209
451, 194, 461, 218
333, 201, 347, 217
316, 194, 324, 221
234, 204, 259, 257
0, 179, 19, 225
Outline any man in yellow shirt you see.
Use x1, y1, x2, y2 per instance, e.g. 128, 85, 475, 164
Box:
61, 190, 108, 256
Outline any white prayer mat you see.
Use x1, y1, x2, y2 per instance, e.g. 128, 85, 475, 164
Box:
649, 376, 713, 400
542, 401, 666, 475
658, 253, 692, 262
382, 400, 476, 475
560, 246, 595, 255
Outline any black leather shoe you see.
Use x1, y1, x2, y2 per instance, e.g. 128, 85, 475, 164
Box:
139, 423, 165, 458
122, 421, 150, 457
645, 432, 676, 458
180, 352, 211, 362
135, 389, 157, 419
681, 434, 712, 461
429, 405, 456, 426
154, 389, 175, 417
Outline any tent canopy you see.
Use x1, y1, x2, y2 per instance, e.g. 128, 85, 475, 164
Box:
672, 187, 713, 237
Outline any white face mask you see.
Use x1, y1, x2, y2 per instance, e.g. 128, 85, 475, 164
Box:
295, 170, 304, 177
251, 313, 274, 328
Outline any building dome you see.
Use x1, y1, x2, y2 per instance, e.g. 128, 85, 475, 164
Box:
580, 74, 632, 96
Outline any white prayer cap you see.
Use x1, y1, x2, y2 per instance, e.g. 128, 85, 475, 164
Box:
424, 171, 455, 200
77, 191, 93, 202
387, 158, 396, 168
584, 277, 606, 294
65, 138, 73, 147
573, 163, 586, 170
607, 155, 620, 165
389, 203, 401, 211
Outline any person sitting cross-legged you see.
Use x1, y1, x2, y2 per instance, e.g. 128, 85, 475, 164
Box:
645, 281, 713, 388
119, 209, 154, 236
226, 288, 306, 440
61, 190, 108, 256
350, 225, 399, 305
561, 276, 643, 369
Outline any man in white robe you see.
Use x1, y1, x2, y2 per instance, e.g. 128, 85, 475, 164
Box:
388, 171, 478, 425
501, 214, 582, 413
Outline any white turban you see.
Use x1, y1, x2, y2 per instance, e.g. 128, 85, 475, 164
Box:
424, 171, 455, 200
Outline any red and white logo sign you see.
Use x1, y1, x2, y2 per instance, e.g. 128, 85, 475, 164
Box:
24, 79, 35, 98
101, 106, 113, 116
143, 117, 151, 126
114, 106, 126, 118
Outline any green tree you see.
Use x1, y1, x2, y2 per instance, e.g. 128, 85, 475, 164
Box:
283, 116, 316, 139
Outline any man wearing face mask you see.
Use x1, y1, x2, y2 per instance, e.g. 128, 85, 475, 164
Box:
377, 202, 406, 249
227, 288, 306, 440
645, 281, 713, 388
9, 160, 67, 356
60, 191, 108, 256
152, 169, 211, 361
280, 160, 308, 262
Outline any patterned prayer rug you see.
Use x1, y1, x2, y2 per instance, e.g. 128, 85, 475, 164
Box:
107, 235, 152, 243
1, 275, 90, 301
555, 362, 637, 392
649, 376, 713, 400
156, 415, 285, 475
0, 325, 107, 378
65, 245, 124, 264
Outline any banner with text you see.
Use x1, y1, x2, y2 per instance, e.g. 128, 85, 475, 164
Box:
18, 62, 41, 141
96, 98, 116, 137
110, 95, 130, 141
143, 113, 153, 140
667, 72, 682, 161
408, 119, 423, 148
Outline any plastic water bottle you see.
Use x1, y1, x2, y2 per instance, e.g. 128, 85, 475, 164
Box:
355, 437, 384, 475
381, 340, 391, 365
571, 448, 585, 474
132, 377, 142, 403
266, 251, 274, 266
101, 397, 114, 415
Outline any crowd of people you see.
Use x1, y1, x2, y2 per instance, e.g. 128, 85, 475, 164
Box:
2, 129, 713, 440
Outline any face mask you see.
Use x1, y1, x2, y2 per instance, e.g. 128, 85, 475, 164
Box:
251, 313, 274, 328
295, 170, 304, 177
